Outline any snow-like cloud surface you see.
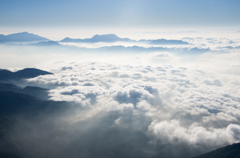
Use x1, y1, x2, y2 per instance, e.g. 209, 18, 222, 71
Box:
1, 34, 240, 158
14, 51, 240, 158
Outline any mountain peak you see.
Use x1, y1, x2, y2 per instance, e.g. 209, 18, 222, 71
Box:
92, 34, 119, 38
0, 68, 53, 81
15, 68, 53, 78
90, 34, 130, 42
60, 34, 131, 43
91, 34, 120, 40
0, 32, 48, 42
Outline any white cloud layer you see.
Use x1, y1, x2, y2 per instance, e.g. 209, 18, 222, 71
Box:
1, 34, 240, 158
11, 50, 239, 157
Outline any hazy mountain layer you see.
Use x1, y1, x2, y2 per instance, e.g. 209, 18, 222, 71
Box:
0, 32, 48, 43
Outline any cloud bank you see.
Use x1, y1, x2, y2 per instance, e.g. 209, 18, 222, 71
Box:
1, 34, 240, 158
3, 50, 238, 158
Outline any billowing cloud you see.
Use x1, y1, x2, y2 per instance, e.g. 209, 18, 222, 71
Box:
3, 50, 237, 158
1, 34, 240, 158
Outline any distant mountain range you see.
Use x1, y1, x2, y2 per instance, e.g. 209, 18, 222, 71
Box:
193, 142, 240, 158
0, 32, 190, 45
0, 68, 53, 81
61, 34, 132, 43
27, 42, 209, 54
0, 32, 48, 43
60, 33, 189, 45
81, 45, 210, 54
0, 32, 211, 54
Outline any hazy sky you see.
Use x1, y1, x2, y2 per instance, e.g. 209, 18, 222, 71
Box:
1, 0, 240, 28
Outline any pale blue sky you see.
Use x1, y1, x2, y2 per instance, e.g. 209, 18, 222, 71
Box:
1, 0, 240, 28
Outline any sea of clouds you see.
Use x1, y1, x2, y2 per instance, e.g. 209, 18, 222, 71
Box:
1, 35, 240, 158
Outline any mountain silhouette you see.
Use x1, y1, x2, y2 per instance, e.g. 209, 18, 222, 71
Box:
0, 82, 21, 92
14, 68, 53, 79
23, 86, 49, 100
0, 91, 41, 114
0, 70, 15, 80
193, 142, 240, 158
0, 32, 48, 43
0, 89, 61, 114
0, 32, 190, 45
0, 88, 69, 158
0, 68, 53, 81
60, 34, 132, 43
0, 82, 70, 158
90, 34, 131, 42
0, 83, 50, 100
60, 34, 190, 45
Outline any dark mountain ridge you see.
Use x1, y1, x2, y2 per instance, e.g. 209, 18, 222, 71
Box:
0, 86, 72, 158
193, 142, 240, 158
0, 83, 49, 100
0, 68, 53, 81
